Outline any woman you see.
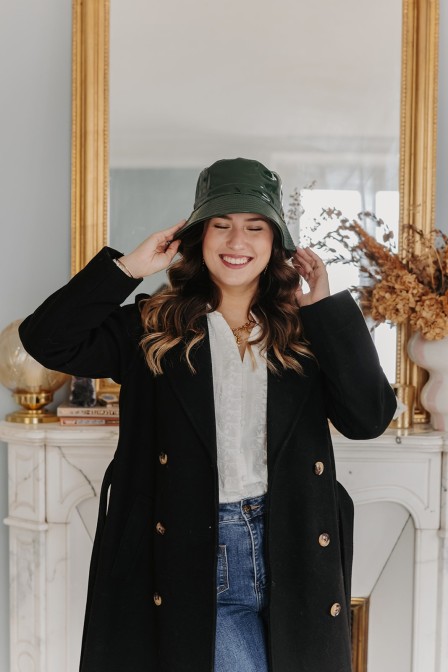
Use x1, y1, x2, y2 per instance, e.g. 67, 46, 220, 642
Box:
19, 158, 396, 672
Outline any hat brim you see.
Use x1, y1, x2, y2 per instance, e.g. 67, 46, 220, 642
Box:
174, 194, 296, 254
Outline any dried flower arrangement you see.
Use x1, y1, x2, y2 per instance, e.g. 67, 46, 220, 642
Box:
310, 209, 448, 340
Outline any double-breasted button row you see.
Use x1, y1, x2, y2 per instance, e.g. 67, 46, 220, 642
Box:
155, 450, 167, 608
156, 522, 166, 535
330, 602, 341, 617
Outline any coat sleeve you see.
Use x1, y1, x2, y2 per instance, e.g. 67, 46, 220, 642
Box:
19, 247, 144, 383
299, 290, 397, 439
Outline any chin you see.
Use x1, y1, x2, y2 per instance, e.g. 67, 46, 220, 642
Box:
211, 272, 262, 292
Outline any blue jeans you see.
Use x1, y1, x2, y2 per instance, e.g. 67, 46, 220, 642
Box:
214, 494, 269, 672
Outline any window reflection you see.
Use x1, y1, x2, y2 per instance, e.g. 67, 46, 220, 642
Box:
298, 188, 399, 383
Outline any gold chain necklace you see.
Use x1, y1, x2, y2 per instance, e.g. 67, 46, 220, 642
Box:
231, 320, 255, 345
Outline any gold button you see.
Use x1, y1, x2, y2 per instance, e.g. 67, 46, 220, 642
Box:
314, 461, 324, 476
156, 522, 166, 535
153, 593, 162, 606
242, 505, 251, 514
319, 532, 331, 547
330, 602, 341, 617
159, 452, 168, 465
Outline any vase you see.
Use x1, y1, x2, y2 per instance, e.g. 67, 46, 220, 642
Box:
407, 332, 448, 431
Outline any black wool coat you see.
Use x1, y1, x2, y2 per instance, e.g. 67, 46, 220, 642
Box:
19, 247, 397, 672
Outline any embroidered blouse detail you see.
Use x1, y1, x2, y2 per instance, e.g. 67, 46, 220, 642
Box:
207, 311, 268, 503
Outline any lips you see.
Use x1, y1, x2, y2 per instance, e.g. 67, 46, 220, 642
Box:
219, 254, 252, 268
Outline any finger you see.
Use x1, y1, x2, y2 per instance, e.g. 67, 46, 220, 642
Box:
152, 220, 187, 246
296, 248, 326, 276
148, 224, 184, 252
296, 247, 318, 261
293, 246, 308, 258
304, 247, 325, 264
293, 248, 314, 266
164, 238, 181, 261
292, 252, 314, 276
165, 219, 187, 235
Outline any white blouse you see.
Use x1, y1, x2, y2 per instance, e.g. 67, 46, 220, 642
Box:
207, 311, 268, 503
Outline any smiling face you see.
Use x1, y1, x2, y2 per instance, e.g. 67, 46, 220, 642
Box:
202, 213, 274, 296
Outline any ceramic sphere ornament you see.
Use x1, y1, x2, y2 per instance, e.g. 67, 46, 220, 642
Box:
0, 319, 69, 423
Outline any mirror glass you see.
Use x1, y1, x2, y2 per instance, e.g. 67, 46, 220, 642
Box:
109, 0, 402, 382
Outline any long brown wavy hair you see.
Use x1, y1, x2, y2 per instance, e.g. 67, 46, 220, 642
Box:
140, 222, 314, 375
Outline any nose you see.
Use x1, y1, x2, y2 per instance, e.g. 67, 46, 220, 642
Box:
226, 227, 246, 250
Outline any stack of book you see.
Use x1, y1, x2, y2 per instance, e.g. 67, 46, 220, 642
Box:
57, 402, 119, 426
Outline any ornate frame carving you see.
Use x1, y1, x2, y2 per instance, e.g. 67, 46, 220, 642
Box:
397, 0, 439, 420
71, 0, 109, 276
351, 597, 370, 672
71, 0, 439, 414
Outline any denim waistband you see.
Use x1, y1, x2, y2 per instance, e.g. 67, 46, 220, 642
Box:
218, 494, 266, 522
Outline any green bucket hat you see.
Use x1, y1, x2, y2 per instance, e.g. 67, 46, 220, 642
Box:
174, 158, 296, 254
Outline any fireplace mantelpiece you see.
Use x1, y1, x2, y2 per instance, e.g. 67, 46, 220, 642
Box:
1, 422, 447, 672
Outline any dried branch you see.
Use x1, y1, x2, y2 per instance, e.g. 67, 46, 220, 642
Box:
313, 209, 448, 340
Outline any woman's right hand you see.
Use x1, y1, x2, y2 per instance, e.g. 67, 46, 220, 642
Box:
118, 220, 186, 278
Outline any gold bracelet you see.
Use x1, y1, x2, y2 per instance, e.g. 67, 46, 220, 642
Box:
114, 257, 134, 279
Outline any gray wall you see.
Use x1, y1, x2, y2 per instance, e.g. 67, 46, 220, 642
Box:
110, 168, 199, 296
0, 2, 72, 670
0, 3, 447, 672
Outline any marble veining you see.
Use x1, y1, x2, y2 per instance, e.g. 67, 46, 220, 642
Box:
56, 445, 97, 498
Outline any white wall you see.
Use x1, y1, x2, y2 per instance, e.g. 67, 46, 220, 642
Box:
0, 2, 72, 670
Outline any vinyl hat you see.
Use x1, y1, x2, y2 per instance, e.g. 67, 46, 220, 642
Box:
174, 158, 296, 254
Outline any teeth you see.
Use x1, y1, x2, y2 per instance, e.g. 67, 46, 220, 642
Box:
222, 256, 250, 265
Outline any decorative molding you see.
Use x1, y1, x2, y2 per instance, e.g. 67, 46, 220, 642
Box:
46, 443, 114, 523
8, 444, 46, 522
71, 0, 109, 276
9, 526, 47, 671
335, 431, 442, 530
351, 598, 370, 672
4, 517, 49, 531
397, 0, 439, 421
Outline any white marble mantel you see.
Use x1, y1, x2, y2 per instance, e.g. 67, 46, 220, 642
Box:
1, 421, 447, 672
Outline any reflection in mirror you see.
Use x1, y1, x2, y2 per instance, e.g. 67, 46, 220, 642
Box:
109, 0, 401, 382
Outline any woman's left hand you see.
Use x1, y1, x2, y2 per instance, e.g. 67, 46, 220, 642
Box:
292, 247, 330, 307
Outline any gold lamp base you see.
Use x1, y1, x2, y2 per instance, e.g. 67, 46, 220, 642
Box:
389, 384, 416, 430
6, 391, 58, 424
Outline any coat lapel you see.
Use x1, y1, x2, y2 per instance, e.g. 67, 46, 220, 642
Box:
163, 319, 314, 471
267, 360, 313, 472
163, 323, 217, 464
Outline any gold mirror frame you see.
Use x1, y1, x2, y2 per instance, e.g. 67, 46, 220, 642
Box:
71, 0, 439, 419
351, 597, 370, 672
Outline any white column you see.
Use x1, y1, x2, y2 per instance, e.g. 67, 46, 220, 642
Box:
4, 432, 48, 672
412, 529, 441, 672
1, 423, 116, 672
334, 428, 444, 672
436, 440, 448, 672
